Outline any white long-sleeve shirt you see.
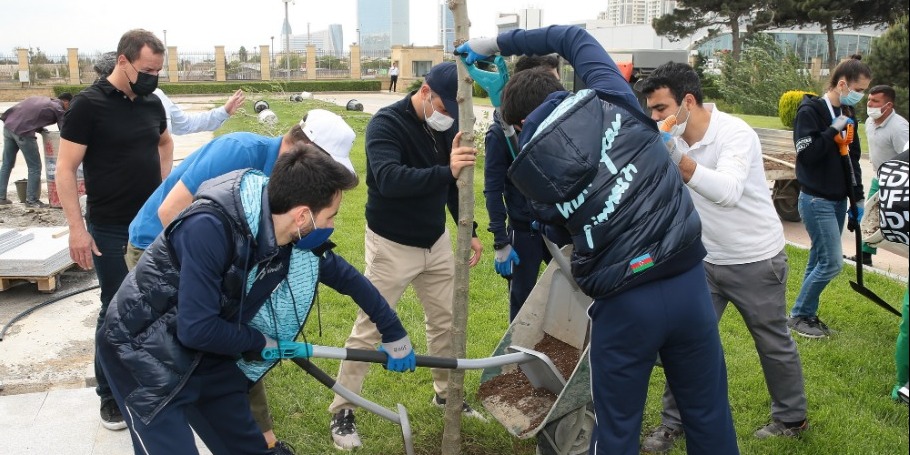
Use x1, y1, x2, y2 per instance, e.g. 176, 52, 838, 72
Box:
674, 104, 785, 265
154, 89, 229, 135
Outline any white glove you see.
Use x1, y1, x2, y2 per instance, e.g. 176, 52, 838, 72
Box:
455, 38, 500, 64
662, 132, 683, 165
831, 115, 853, 132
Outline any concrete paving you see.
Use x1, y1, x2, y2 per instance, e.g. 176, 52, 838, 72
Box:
0, 92, 906, 454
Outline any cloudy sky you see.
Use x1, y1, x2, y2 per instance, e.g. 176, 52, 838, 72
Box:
1, 0, 607, 56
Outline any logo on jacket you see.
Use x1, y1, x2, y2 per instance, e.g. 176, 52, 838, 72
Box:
629, 254, 654, 274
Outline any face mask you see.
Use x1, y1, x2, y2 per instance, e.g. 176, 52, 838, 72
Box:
866, 103, 889, 120
424, 94, 454, 131
658, 104, 689, 137
127, 62, 158, 96
294, 211, 334, 250
839, 83, 864, 106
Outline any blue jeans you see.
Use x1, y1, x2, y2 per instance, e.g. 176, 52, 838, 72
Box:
1, 128, 42, 202
791, 192, 847, 318
88, 222, 130, 401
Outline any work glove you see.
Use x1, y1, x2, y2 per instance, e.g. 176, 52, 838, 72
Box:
831, 115, 854, 133
493, 244, 520, 278
661, 132, 684, 165
848, 204, 864, 224
380, 336, 416, 372
261, 336, 313, 361
455, 37, 500, 65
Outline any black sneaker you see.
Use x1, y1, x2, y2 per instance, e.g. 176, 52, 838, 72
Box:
100, 399, 127, 431
788, 316, 830, 338
271, 440, 297, 454
330, 409, 362, 450
25, 200, 48, 208
432, 393, 487, 421
641, 424, 683, 452
754, 419, 809, 438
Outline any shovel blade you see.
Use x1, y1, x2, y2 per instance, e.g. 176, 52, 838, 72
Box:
849, 281, 902, 317
508, 345, 567, 395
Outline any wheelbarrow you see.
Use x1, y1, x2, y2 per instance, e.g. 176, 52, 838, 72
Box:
479, 242, 597, 455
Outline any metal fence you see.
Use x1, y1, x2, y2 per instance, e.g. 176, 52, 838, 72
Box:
177, 51, 217, 82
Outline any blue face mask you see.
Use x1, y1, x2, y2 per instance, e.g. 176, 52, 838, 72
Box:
840, 85, 864, 106
294, 211, 334, 250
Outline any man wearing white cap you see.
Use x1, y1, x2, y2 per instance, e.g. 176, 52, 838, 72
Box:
124, 108, 356, 453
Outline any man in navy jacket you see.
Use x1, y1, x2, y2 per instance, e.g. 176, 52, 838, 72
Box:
458, 25, 738, 455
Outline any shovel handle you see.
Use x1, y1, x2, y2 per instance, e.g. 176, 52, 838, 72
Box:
327, 347, 458, 369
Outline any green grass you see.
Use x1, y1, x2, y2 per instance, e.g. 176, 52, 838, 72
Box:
217, 98, 908, 454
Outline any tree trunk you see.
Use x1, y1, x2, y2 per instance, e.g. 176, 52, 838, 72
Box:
731, 16, 742, 61
825, 19, 837, 70
441, 1, 473, 454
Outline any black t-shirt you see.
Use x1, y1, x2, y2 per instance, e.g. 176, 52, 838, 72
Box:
61, 78, 167, 225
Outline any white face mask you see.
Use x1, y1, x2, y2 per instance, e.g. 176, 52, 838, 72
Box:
658, 103, 689, 137
424, 94, 455, 131
867, 103, 890, 121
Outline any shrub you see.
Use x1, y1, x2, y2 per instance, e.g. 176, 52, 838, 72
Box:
472, 81, 489, 99
779, 90, 817, 129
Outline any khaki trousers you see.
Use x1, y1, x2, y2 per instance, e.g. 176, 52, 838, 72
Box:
329, 227, 455, 413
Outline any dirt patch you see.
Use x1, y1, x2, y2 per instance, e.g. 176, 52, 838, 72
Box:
477, 334, 582, 436
0, 204, 66, 228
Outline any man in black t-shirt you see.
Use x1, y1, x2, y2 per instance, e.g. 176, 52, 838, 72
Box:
58, 29, 172, 432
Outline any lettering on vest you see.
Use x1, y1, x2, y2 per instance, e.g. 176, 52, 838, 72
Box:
583, 163, 638, 249
600, 113, 623, 173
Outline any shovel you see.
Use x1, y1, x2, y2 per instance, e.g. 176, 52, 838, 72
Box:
307, 344, 567, 395
836, 124, 901, 318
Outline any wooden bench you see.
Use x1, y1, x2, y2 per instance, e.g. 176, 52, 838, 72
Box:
755, 128, 801, 222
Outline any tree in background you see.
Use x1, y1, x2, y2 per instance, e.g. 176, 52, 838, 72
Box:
238, 46, 248, 62
866, 15, 909, 121
716, 33, 815, 116
773, 0, 904, 69
653, 0, 775, 61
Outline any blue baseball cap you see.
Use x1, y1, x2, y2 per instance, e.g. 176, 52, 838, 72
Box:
425, 62, 459, 120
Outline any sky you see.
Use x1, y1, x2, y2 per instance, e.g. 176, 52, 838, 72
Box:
0, 0, 607, 57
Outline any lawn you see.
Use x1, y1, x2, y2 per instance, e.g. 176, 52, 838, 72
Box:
217, 96, 908, 454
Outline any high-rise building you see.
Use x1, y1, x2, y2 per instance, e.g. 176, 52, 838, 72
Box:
358, 0, 410, 55
287, 24, 344, 55
439, 2, 455, 54
604, 0, 648, 26
496, 8, 543, 34
646, 0, 677, 23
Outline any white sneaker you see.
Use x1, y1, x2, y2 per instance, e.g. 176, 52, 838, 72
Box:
330, 409, 362, 450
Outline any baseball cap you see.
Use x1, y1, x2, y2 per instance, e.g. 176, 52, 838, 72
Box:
300, 109, 357, 175
425, 61, 459, 121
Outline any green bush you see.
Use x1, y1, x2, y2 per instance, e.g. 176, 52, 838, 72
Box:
407, 78, 423, 92
778, 90, 816, 128
472, 81, 489, 99
53, 79, 381, 96
717, 33, 816, 117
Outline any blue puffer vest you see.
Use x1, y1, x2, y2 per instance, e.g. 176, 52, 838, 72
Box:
101, 169, 273, 424
509, 89, 705, 299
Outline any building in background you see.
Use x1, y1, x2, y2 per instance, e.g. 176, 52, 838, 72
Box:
600, 0, 677, 26
439, 2, 455, 54
496, 8, 543, 34
358, 0, 410, 56
286, 24, 344, 55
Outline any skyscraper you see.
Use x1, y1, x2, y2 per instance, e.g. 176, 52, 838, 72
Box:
357, 0, 410, 55
439, 2, 455, 54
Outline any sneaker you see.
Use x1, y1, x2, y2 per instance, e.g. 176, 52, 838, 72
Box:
788, 316, 830, 338
330, 409, 362, 451
100, 399, 127, 431
0, 198, 11, 205
25, 200, 47, 208
432, 393, 487, 421
271, 440, 297, 454
844, 253, 873, 266
754, 419, 809, 438
641, 424, 684, 453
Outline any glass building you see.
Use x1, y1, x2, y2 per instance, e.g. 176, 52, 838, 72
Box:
358, 0, 410, 56
695, 27, 878, 67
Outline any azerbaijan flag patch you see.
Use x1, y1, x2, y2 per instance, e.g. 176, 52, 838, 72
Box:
629, 254, 654, 274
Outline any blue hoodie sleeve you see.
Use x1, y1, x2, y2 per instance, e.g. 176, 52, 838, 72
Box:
496, 25, 641, 112
319, 251, 407, 342
171, 213, 266, 355
483, 120, 511, 247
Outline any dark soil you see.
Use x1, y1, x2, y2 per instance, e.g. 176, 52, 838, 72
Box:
477, 333, 583, 436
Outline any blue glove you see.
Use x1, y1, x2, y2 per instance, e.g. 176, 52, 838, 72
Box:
849, 205, 864, 223
494, 244, 521, 277
261, 339, 313, 361
380, 336, 415, 372
454, 37, 500, 65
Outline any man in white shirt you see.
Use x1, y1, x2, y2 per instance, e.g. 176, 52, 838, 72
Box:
637, 62, 809, 452
854, 85, 910, 265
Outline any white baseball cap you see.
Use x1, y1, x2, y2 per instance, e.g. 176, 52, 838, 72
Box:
300, 109, 356, 175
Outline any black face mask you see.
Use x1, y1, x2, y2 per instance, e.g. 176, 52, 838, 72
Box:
127, 62, 158, 96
